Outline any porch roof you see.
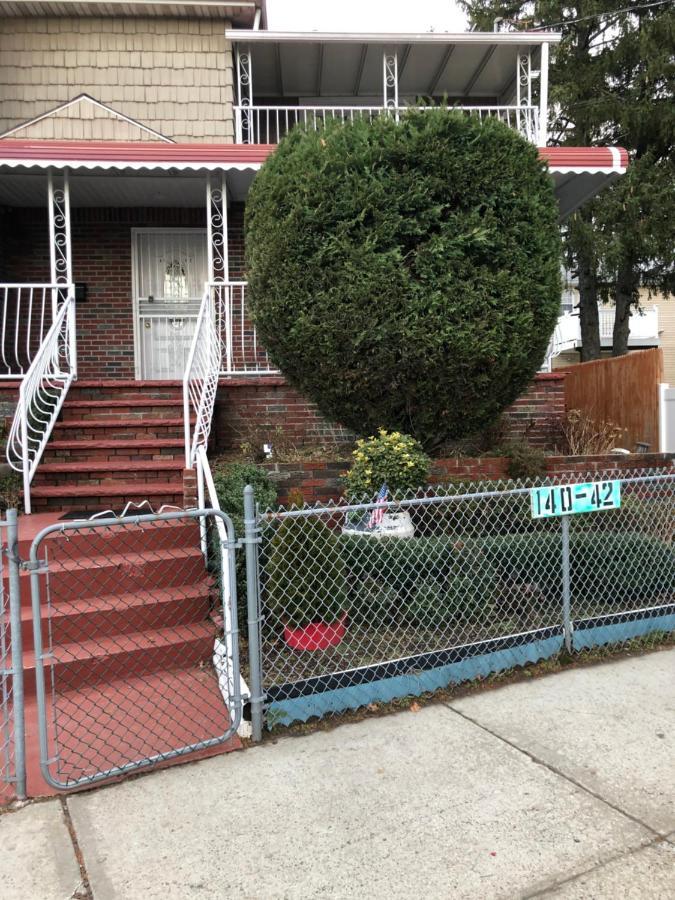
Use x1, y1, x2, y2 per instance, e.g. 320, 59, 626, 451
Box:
0, 139, 627, 219
225, 29, 561, 101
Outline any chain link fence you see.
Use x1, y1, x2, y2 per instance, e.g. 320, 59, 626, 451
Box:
252, 469, 674, 727
29, 509, 241, 791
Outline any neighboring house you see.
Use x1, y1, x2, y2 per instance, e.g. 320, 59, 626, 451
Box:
546, 278, 662, 372
0, 1, 628, 514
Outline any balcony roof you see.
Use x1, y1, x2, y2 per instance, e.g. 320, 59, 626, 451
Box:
0, 1, 265, 26
0, 140, 627, 217
226, 30, 561, 101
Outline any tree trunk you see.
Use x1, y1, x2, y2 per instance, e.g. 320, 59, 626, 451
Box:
612, 258, 636, 357
569, 210, 602, 361
578, 258, 601, 362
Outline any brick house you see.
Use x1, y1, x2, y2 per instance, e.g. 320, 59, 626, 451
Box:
0, 1, 628, 514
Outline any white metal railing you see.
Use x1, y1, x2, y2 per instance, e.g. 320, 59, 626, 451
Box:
542, 312, 580, 372
234, 104, 540, 145
215, 282, 279, 376
0, 284, 69, 378
599, 304, 659, 342
183, 284, 221, 468
6, 291, 77, 513
542, 305, 661, 370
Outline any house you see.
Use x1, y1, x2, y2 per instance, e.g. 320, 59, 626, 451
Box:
0, 1, 629, 515
544, 276, 662, 373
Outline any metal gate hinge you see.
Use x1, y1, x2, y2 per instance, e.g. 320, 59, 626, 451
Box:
233, 535, 262, 549
21, 559, 49, 574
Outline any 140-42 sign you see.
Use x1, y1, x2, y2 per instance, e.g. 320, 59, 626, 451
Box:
530, 480, 621, 519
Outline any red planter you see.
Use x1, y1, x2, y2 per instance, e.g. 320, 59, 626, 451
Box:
284, 613, 347, 651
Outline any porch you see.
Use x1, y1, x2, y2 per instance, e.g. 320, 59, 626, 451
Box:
0, 167, 273, 382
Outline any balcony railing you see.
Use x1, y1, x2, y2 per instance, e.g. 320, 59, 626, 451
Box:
544, 305, 660, 369
234, 104, 540, 145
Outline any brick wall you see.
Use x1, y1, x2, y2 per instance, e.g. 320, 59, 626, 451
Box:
262, 453, 675, 506
0, 16, 235, 142
213, 377, 354, 453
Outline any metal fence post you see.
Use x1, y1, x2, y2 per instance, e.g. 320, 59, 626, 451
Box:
6, 509, 26, 799
561, 514, 573, 653
243, 485, 264, 742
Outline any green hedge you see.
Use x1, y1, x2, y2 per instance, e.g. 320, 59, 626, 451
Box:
338, 531, 673, 625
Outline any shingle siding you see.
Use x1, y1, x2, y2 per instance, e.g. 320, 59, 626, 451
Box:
0, 16, 235, 142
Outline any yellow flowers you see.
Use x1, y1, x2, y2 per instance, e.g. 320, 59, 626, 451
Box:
343, 428, 430, 499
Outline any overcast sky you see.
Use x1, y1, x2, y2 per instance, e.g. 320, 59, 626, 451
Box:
266, 0, 468, 33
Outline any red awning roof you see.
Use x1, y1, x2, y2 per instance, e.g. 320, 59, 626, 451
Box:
0, 139, 272, 171
0, 139, 628, 175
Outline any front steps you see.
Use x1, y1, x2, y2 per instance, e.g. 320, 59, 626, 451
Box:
31, 380, 189, 513
10, 513, 241, 796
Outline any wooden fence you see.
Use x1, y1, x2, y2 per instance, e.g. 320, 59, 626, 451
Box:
563, 348, 664, 452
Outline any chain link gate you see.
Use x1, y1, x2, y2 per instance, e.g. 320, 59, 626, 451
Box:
29, 508, 242, 791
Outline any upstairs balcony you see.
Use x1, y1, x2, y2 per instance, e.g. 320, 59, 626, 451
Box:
227, 29, 561, 147
234, 104, 540, 146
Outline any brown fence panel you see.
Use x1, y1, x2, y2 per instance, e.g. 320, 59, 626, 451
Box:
563, 349, 663, 451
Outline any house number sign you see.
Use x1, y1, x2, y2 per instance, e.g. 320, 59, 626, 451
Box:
530, 480, 621, 519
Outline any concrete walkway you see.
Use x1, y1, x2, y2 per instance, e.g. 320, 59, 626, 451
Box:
2, 649, 673, 900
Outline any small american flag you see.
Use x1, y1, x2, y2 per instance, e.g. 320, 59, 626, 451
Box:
368, 483, 389, 528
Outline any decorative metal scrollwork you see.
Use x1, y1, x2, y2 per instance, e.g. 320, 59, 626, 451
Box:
207, 174, 228, 283
237, 47, 254, 143
48, 172, 72, 287
383, 52, 399, 110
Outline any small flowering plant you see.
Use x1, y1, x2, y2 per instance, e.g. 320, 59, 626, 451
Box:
343, 429, 431, 499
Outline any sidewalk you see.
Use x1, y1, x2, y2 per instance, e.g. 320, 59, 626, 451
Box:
2, 648, 673, 899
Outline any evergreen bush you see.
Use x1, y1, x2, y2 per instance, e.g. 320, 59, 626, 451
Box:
246, 109, 561, 451
265, 516, 348, 629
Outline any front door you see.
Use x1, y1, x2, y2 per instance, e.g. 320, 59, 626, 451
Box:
133, 229, 208, 379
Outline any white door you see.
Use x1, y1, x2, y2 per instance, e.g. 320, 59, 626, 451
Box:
133, 229, 208, 379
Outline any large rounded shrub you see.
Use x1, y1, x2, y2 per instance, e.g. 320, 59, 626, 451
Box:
246, 110, 561, 451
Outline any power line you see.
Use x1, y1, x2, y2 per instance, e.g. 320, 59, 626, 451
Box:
532, 0, 671, 32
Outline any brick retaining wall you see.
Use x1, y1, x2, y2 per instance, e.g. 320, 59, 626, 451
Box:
262, 452, 675, 506
213, 373, 567, 456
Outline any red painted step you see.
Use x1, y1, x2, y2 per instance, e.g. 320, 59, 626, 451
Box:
33, 459, 185, 487
19, 582, 212, 650
21, 621, 216, 694
22, 672, 241, 799
61, 399, 184, 420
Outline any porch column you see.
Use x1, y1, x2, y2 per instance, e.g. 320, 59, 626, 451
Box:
538, 42, 549, 146
516, 49, 534, 141
383, 49, 399, 117
206, 171, 228, 284
47, 169, 72, 315
236, 45, 254, 143
206, 171, 230, 373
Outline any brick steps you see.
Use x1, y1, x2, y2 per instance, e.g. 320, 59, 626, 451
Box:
32, 379, 191, 514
